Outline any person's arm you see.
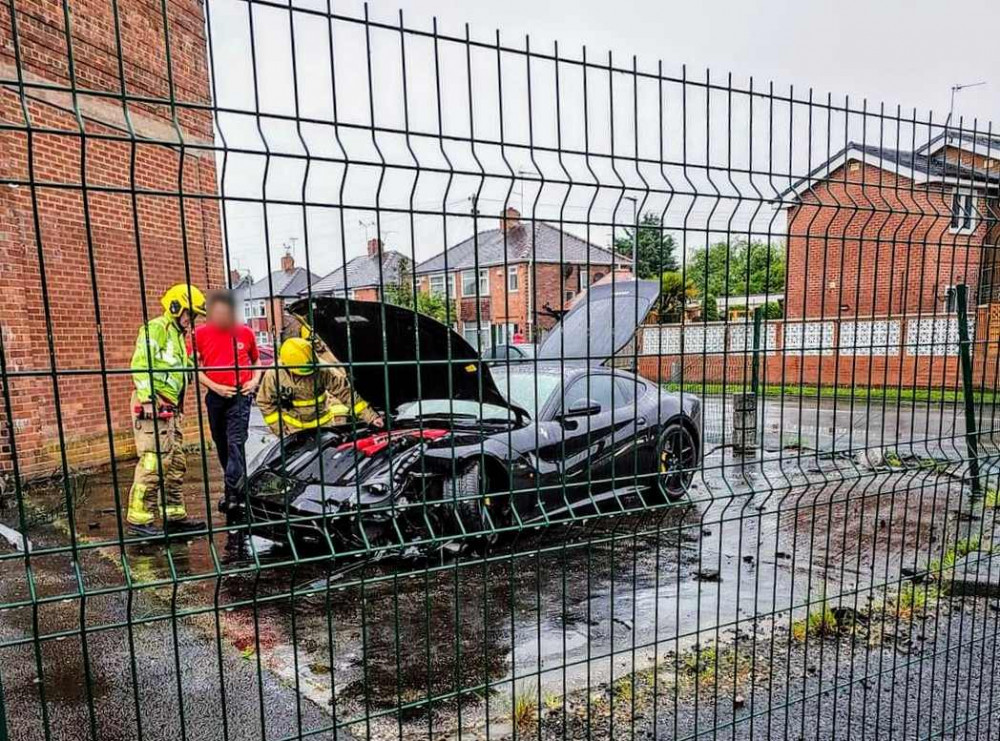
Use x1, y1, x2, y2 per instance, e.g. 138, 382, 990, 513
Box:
240, 330, 263, 395
323, 367, 383, 427
198, 370, 236, 397
255, 371, 281, 435
130, 323, 161, 404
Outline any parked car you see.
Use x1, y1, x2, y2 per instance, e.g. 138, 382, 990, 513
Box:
482, 343, 535, 364
244, 281, 701, 555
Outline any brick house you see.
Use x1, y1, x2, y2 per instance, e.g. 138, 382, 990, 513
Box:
309, 238, 409, 302
415, 208, 621, 347
783, 131, 1000, 320
0, 0, 223, 478
239, 252, 319, 352
636, 131, 1000, 390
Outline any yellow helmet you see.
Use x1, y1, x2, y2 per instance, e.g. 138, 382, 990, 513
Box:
279, 337, 315, 375
299, 325, 313, 341
161, 284, 207, 319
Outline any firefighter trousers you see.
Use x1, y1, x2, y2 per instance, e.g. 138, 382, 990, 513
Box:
126, 396, 188, 526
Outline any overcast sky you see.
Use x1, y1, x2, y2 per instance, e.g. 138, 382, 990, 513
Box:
211, 0, 999, 281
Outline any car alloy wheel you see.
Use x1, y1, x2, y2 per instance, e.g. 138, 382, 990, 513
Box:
657, 423, 697, 501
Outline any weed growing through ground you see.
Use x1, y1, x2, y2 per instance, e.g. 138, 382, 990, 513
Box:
791, 604, 839, 643
510, 682, 538, 730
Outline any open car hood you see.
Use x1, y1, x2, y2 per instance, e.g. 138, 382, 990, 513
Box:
536, 279, 661, 364
288, 297, 515, 415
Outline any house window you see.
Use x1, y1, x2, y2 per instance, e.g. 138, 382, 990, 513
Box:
943, 284, 957, 312
507, 266, 519, 291
252, 300, 266, 318
564, 290, 574, 302
951, 191, 976, 232
580, 270, 589, 289
462, 269, 489, 297
256, 331, 270, 347
462, 322, 491, 350
243, 302, 251, 320
428, 274, 447, 296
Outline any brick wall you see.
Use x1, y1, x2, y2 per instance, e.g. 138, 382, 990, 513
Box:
785, 161, 995, 319
0, 0, 222, 479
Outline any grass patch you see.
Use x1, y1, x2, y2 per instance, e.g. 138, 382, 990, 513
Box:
791, 604, 839, 643
677, 643, 754, 693
929, 535, 984, 578
661, 381, 998, 406
510, 683, 539, 730
985, 488, 1000, 509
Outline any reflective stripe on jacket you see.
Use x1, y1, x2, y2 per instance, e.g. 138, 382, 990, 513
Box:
256, 366, 376, 434
130, 314, 191, 405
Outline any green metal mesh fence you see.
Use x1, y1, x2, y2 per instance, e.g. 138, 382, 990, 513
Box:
1, 1, 999, 740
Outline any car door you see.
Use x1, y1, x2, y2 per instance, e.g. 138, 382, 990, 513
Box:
536, 373, 618, 514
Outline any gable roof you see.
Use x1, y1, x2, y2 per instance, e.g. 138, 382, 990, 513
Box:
779, 139, 1000, 204
244, 267, 320, 300
309, 250, 410, 295
916, 130, 1000, 158
415, 221, 619, 275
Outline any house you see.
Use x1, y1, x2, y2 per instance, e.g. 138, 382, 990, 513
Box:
240, 251, 320, 351
414, 208, 623, 347
308, 239, 410, 301
782, 130, 1000, 320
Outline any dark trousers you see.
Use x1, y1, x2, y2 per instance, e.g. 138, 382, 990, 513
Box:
205, 391, 252, 505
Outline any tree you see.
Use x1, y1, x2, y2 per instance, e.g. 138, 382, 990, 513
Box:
613, 212, 679, 279
702, 292, 720, 322
658, 271, 696, 324
685, 240, 785, 299
383, 281, 455, 326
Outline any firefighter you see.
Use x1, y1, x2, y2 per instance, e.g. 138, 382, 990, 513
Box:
126, 283, 207, 537
257, 337, 383, 436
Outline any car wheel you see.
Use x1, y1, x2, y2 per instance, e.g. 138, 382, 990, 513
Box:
656, 422, 697, 502
445, 463, 497, 555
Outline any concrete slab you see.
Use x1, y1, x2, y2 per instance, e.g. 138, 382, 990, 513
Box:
949, 551, 1000, 598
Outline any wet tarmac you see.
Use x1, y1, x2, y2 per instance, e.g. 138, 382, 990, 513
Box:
1, 396, 995, 740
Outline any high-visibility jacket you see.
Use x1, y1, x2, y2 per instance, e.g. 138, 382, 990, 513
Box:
130, 314, 191, 405
256, 366, 378, 434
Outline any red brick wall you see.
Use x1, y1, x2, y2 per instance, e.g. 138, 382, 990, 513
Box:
0, 0, 222, 479
785, 161, 992, 319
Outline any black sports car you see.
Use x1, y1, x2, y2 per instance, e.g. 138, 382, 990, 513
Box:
244, 281, 702, 555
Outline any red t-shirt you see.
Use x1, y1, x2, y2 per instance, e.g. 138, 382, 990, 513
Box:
193, 323, 259, 388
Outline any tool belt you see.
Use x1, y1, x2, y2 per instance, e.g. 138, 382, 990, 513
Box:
134, 400, 178, 422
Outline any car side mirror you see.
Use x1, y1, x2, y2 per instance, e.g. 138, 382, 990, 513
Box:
560, 398, 602, 420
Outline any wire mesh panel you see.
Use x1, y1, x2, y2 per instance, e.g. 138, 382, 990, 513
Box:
0, 1, 999, 740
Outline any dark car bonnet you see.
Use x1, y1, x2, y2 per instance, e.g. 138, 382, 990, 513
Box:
288, 297, 516, 415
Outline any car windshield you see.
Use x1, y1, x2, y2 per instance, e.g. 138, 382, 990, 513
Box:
394, 399, 515, 422
394, 371, 561, 421
490, 371, 562, 418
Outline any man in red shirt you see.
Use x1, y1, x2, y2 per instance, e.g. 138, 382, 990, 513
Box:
193, 290, 262, 523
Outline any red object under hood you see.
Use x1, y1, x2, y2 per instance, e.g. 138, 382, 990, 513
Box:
338, 428, 449, 457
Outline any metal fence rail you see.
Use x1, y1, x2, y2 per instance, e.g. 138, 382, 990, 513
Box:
1, 1, 999, 740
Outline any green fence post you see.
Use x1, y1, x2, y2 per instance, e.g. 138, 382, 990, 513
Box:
751, 306, 762, 396
956, 283, 982, 503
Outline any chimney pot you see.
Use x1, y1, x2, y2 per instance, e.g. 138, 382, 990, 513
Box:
501, 207, 521, 232
229, 269, 241, 287
367, 238, 382, 258
280, 253, 295, 272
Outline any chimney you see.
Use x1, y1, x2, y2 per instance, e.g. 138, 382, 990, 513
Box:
280, 253, 294, 272
500, 207, 521, 232
367, 237, 382, 258
229, 269, 241, 287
